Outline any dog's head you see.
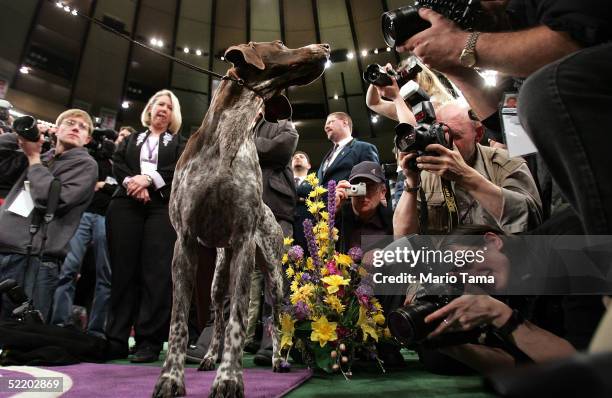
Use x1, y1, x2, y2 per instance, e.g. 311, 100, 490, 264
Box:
224, 41, 330, 121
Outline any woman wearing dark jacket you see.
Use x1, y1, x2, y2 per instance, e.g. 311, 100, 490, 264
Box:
106, 89, 186, 362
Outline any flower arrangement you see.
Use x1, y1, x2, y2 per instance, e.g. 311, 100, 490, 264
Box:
279, 173, 389, 376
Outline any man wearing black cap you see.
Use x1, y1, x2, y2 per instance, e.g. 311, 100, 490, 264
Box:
334, 161, 393, 253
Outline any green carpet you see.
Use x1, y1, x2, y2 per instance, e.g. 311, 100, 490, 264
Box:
109, 350, 494, 397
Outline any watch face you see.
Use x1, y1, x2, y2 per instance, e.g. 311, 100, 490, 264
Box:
460, 51, 476, 68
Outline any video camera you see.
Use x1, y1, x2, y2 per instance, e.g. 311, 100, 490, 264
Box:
0, 278, 44, 324
86, 128, 117, 160
381, 0, 486, 47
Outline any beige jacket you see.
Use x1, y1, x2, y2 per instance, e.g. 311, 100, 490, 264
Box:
417, 144, 542, 234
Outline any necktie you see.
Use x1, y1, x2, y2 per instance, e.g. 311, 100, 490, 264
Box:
324, 144, 338, 172
294, 177, 300, 187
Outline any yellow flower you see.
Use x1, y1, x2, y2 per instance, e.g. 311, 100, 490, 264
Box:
306, 258, 314, 271
306, 200, 325, 215
311, 185, 328, 197
286, 267, 295, 278
321, 275, 350, 294
290, 279, 299, 293
290, 283, 315, 304
282, 253, 289, 265
320, 211, 329, 221
283, 237, 294, 246
324, 295, 346, 314
310, 316, 338, 347
373, 311, 385, 325
357, 306, 379, 342
320, 267, 329, 277
331, 227, 339, 242
305, 173, 319, 187
371, 299, 383, 312
280, 313, 295, 349
334, 254, 353, 268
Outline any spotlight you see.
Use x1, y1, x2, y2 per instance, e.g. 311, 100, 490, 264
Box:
361, 50, 368, 57
150, 38, 158, 46
347, 52, 354, 60
386, 47, 391, 52
56, 2, 63, 8
196, 49, 202, 56
157, 40, 164, 48
333, 94, 339, 100
121, 101, 130, 109
371, 115, 379, 123
183, 47, 189, 53
19, 66, 30, 74
220, 56, 225, 61
63, 5, 70, 12
71, 9, 77, 16
374, 48, 379, 54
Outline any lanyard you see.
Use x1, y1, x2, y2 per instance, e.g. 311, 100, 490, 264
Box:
145, 137, 159, 161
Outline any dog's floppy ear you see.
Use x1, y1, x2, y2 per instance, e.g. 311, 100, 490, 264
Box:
224, 43, 265, 70
264, 95, 292, 122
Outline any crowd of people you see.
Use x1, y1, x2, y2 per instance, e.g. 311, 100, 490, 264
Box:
0, 0, 611, 380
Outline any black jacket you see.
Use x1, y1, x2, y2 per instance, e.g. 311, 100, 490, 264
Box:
112, 130, 187, 203
255, 119, 298, 223
336, 202, 393, 254
317, 138, 380, 187
294, 179, 314, 249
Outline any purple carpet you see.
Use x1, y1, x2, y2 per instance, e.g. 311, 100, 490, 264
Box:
0, 363, 312, 397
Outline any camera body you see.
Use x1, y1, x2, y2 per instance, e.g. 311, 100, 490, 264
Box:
395, 98, 450, 171
13, 115, 41, 142
382, 0, 485, 47
346, 182, 367, 197
0, 278, 44, 324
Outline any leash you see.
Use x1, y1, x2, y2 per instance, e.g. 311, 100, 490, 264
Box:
46, 0, 265, 97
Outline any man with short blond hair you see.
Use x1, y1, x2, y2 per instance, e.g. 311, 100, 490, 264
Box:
0, 109, 98, 322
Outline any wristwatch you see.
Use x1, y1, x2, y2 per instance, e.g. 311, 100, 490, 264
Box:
459, 31, 481, 68
404, 182, 421, 193
144, 174, 153, 186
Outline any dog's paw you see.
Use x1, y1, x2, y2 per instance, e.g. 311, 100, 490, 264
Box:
199, 356, 216, 371
273, 359, 291, 373
152, 374, 185, 398
210, 377, 244, 398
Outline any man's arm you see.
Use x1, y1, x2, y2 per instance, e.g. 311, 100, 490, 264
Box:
28, 157, 98, 216
256, 120, 298, 168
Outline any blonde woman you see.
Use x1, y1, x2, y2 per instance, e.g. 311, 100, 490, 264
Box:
366, 58, 454, 122
105, 89, 186, 362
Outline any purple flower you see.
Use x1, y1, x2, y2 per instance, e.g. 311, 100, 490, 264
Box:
301, 272, 311, 282
356, 283, 374, 298
294, 300, 310, 320
303, 219, 322, 268
327, 180, 337, 232
288, 245, 304, 262
348, 247, 363, 263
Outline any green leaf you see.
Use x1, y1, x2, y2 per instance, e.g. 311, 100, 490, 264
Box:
312, 344, 333, 373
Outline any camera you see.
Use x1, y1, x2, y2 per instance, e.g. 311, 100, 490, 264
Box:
13, 115, 41, 142
382, 0, 486, 47
346, 182, 366, 197
363, 57, 422, 89
0, 278, 44, 324
86, 128, 117, 160
394, 87, 450, 171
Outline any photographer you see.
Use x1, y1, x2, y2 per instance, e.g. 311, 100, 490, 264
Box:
393, 1, 612, 234
393, 102, 542, 235
50, 128, 117, 337
416, 218, 608, 372
0, 109, 98, 322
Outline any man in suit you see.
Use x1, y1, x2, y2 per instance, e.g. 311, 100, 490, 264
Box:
317, 112, 380, 187
292, 151, 313, 251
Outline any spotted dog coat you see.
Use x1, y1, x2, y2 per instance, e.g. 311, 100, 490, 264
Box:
152, 41, 330, 398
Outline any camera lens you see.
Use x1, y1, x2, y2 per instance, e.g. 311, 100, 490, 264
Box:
382, 6, 431, 48
388, 300, 440, 346
363, 64, 394, 87
13, 115, 40, 142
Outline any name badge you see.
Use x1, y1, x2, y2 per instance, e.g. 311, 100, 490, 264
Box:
7, 181, 35, 218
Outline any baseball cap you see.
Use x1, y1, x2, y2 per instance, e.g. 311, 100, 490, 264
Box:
349, 161, 385, 183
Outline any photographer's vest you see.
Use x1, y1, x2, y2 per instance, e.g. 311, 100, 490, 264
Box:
417, 144, 541, 234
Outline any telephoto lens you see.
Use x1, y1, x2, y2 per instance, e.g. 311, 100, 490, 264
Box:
388, 298, 443, 346
13, 115, 40, 142
363, 64, 396, 87
382, 5, 430, 48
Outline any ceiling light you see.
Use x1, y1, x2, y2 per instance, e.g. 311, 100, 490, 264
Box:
71, 9, 77, 15
361, 50, 367, 57
333, 94, 339, 100
183, 47, 189, 53
196, 49, 202, 56
371, 115, 379, 123
374, 48, 379, 54
157, 40, 164, 47
386, 47, 391, 52
19, 66, 30, 74
150, 38, 158, 46
56, 2, 63, 8
347, 52, 354, 60
121, 101, 130, 109
63, 6, 70, 12
220, 56, 225, 61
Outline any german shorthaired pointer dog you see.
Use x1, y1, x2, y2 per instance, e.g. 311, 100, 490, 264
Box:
153, 41, 330, 398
